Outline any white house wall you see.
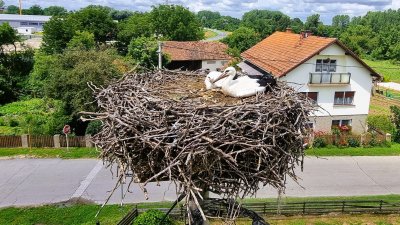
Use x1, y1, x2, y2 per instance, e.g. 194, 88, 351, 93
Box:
201, 59, 228, 71
279, 43, 373, 133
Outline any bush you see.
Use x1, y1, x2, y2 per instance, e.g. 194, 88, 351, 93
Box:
85, 120, 102, 135
347, 137, 360, 147
367, 115, 395, 134
313, 137, 327, 148
133, 209, 173, 225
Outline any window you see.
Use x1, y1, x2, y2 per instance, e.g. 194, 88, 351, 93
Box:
207, 60, 216, 64
334, 91, 354, 105
306, 122, 314, 131
28, 22, 38, 26
316, 59, 337, 72
331, 119, 352, 130
301, 92, 318, 103
20, 22, 28, 25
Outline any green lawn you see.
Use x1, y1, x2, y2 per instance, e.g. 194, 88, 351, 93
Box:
363, 59, 400, 82
1, 195, 399, 225
306, 143, 400, 156
0, 147, 99, 159
204, 29, 218, 39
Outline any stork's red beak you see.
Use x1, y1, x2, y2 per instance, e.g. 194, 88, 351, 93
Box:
212, 71, 229, 83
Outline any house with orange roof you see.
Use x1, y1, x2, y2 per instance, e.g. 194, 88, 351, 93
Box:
239, 29, 381, 134
163, 41, 231, 71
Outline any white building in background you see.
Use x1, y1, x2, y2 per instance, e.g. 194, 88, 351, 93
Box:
0, 14, 51, 33
239, 29, 381, 134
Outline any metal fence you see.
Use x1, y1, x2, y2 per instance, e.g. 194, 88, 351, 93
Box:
142, 200, 400, 220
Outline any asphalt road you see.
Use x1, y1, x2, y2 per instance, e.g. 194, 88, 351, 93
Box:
1, 156, 400, 208
204, 28, 229, 41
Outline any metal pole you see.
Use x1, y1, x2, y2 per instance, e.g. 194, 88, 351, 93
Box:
66, 134, 69, 151
120, 181, 124, 207
19, 0, 22, 15
158, 41, 162, 70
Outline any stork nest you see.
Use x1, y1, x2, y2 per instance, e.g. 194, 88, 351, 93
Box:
83, 69, 313, 213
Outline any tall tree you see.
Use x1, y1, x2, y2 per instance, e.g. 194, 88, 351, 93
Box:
290, 18, 304, 33
0, 22, 20, 52
42, 15, 77, 54
150, 5, 204, 41
74, 5, 117, 43
241, 10, 291, 37
43, 6, 68, 16
128, 37, 169, 68
0, 0, 4, 8
5, 5, 19, 14
197, 10, 221, 28
27, 4, 44, 15
221, 27, 261, 53
212, 16, 240, 32
117, 12, 153, 51
109, 9, 133, 21
304, 14, 322, 34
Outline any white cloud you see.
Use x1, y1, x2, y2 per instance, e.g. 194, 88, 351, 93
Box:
3, 0, 398, 23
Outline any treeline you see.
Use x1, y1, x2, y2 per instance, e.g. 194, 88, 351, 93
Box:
199, 9, 400, 62
0, 5, 204, 136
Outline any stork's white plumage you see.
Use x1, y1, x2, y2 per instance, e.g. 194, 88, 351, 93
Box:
215, 67, 274, 98
205, 71, 226, 90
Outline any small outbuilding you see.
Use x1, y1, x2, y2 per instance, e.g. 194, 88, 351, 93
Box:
0, 14, 51, 32
163, 41, 231, 71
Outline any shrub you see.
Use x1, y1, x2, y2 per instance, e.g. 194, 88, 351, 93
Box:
313, 137, 327, 148
367, 115, 395, 134
133, 209, 173, 225
85, 120, 102, 135
347, 137, 360, 147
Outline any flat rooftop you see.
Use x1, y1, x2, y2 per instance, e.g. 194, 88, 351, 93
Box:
0, 14, 51, 22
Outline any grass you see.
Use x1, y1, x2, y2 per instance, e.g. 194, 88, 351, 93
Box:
1, 195, 400, 225
0, 147, 99, 159
363, 59, 400, 82
306, 143, 400, 156
204, 29, 218, 39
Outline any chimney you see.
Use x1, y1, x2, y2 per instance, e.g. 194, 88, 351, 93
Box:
286, 27, 293, 33
301, 30, 312, 38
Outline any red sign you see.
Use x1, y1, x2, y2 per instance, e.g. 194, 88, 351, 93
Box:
63, 125, 71, 134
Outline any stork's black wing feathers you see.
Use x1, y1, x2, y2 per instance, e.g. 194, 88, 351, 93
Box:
256, 74, 277, 87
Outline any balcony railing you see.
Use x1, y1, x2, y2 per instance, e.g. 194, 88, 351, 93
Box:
309, 72, 351, 85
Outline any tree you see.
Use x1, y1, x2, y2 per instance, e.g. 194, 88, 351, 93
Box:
150, 5, 204, 41
212, 16, 241, 32
44, 6, 68, 16
73, 5, 117, 43
128, 37, 169, 68
197, 10, 221, 28
0, 50, 35, 104
304, 14, 322, 34
109, 9, 133, 21
390, 106, 400, 143
42, 48, 132, 116
340, 25, 377, 57
0, 22, 20, 52
241, 10, 291, 37
42, 15, 77, 54
331, 15, 350, 37
27, 4, 44, 15
117, 12, 153, 51
5, 5, 19, 14
221, 27, 261, 53
0, 0, 4, 8
290, 18, 304, 33
67, 31, 96, 50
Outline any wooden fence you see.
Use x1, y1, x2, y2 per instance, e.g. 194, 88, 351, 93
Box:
0, 135, 92, 148
142, 199, 400, 220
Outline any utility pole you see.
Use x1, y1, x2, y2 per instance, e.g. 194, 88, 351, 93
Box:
19, 0, 22, 15
157, 41, 163, 70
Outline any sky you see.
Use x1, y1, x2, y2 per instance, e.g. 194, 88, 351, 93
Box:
3, 0, 400, 24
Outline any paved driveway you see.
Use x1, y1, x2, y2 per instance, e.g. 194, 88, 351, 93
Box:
0, 156, 399, 207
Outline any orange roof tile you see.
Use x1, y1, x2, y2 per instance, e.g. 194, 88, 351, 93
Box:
163, 41, 231, 61
241, 31, 380, 78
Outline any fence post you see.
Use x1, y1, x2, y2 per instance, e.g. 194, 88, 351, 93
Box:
21, 134, 29, 148
360, 133, 365, 146
385, 133, 392, 143
379, 200, 383, 212
263, 202, 266, 215
302, 202, 306, 214
54, 135, 61, 148
342, 201, 345, 213
85, 135, 93, 148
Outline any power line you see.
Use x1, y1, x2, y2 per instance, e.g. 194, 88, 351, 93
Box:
163, 44, 400, 71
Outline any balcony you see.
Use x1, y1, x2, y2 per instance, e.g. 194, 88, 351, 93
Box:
309, 72, 351, 85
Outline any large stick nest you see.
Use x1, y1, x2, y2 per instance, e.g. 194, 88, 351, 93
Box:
84, 70, 313, 201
